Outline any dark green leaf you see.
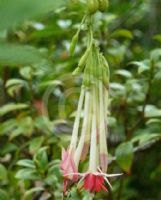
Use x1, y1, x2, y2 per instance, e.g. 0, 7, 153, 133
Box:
29, 136, 45, 154
0, 164, 7, 180
0, 43, 48, 66
0, 0, 65, 30
115, 142, 134, 173
34, 147, 48, 172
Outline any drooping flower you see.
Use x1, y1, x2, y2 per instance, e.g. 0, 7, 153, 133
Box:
61, 34, 122, 194
64, 168, 122, 193
60, 86, 85, 190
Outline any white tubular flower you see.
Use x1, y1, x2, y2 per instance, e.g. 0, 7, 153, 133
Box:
61, 43, 122, 194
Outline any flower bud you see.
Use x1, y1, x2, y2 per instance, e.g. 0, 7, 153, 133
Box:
87, 0, 99, 14
98, 0, 109, 12
69, 32, 79, 55
78, 47, 90, 68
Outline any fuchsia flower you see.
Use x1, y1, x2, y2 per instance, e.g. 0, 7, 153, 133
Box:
64, 167, 122, 193
60, 44, 122, 194
60, 87, 85, 182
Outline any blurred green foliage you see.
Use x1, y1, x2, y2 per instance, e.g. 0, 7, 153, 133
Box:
0, 0, 161, 199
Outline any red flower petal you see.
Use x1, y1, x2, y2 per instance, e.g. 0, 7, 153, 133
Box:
83, 173, 108, 193
95, 176, 104, 192
83, 174, 95, 191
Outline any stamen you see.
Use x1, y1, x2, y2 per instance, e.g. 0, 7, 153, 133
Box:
103, 173, 123, 177
97, 166, 122, 178
104, 176, 113, 190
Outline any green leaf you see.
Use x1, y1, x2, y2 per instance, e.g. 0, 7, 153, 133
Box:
146, 118, 161, 125
115, 69, 132, 78
0, 189, 9, 200
0, 0, 65, 30
110, 83, 125, 91
17, 159, 35, 169
115, 142, 134, 173
29, 136, 45, 154
15, 168, 39, 180
47, 162, 61, 179
145, 105, 161, 118
146, 110, 161, 118
20, 66, 33, 80
82, 192, 93, 200
0, 119, 17, 136
131, 133, 161, 145
0, 103, 28, 116
0, 43, 48, 66
34, 147, 48, 172
8, 117, 33, 140
110, 82, 126, 97
5, 78, 28, 97
24, 187, 44, 200
0, 164, 7, 180
1, 143, 18, 154
129, 61, 150, 74
38, 80, 63, 89
111, 29, 133, 39
153, 34, 161, 42
5, 79, 27, 88
150, 49, 161, 61
68, 187, 82, 200
108, 117, 117, 127
45, 173, 58, 186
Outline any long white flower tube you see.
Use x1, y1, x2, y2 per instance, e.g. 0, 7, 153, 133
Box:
69, 86, 85, 152
89, 85, 98, 172
74, 89, 91, 167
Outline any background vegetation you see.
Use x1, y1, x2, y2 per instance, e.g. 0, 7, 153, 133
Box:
0, 0, 161, 199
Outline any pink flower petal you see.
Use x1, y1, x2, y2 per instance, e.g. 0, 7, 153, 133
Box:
60, 148, 78, 182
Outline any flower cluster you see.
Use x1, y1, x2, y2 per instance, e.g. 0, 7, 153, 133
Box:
60, 43, 121, 193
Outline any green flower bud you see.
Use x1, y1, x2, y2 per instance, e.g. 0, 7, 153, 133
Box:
99, 55, 110, 87
78, 47, 91, 68
69, 32, 79, 55
98, 0, 109, 12
87, 0, 99, 14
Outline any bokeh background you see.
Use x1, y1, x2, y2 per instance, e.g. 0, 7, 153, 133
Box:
0, 0, 161, 199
